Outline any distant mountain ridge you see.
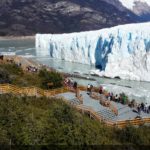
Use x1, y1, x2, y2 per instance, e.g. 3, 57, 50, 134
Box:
0, 0, 145, 36
104, 0, 150, 21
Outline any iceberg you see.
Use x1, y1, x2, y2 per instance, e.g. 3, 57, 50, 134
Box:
36, 22, 150, 81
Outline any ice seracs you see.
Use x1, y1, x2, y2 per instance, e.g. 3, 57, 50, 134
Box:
36, 22, 150, 82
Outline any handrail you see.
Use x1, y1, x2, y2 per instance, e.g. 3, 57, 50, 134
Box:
0, 84, 68, 97
0, 84, 150, 128
109, 103, 118, 116
77, 86, 118, 115
75, 105, 103, 121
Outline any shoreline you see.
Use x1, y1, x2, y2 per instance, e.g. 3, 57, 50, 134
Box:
0, 35, 35, 40
2, 55, 150, 104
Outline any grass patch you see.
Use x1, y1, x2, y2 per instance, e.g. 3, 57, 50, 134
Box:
0, 94, 150, 145
0, 63, 63, 89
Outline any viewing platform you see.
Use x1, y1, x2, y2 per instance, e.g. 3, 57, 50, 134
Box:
0, 84, 150, 128
56, 90, 150, 128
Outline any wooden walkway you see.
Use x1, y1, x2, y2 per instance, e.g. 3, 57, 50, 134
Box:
0, 84, 150, 128
1, 55, 150, 128
75, 104, 150, 128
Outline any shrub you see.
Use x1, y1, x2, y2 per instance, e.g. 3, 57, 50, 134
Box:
0, 63, 23, 76
38, 69, 63, 89
0, 68, 11, 84
0, 94, 150, 145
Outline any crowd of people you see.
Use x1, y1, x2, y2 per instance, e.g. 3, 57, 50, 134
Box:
2, 55, 150, 115
26, 65, 38, 73
137, 102, 150, 115
88, 84, 150, 114
64, 78, 75, 89
64, 78, 83, 103
6, 58, 14, 64
64, 78, 150, 114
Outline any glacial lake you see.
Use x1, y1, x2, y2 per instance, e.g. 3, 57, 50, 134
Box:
0, 38, 150, 104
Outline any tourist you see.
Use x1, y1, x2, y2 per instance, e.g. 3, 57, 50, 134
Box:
130, 99, 136, 108
148, 105, 150, 114
118, 94, 122, 103
115, 94, 119, 102
122, 95, 127, 104
16, 62, 21, 67
73, 81, 78, 90
107, 93, 111, 101
69, 78, 74, 88
105, 91, 109, 99
99, 86, 103, 94
137, 104, 141, 115
67, 78, 70, 86
87, 84, 90, 94
89, 84, 93, 96
141, 102, 145, 111
0, 55, 4, 61
64, 78, 69, 86
110, 92, 113, 101
145, 103, 149, 113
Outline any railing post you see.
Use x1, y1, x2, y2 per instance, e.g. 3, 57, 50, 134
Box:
48, 91, 51, 98
46, 91, 49, 98
82, 109, 84, 115
34, 87, 37, 97
0, 86, 1, 94
7, 84, 10, 93
115, 122, 118, 128
89, 112, 91, 119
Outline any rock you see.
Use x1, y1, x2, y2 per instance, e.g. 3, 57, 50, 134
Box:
0, 0, 140, 36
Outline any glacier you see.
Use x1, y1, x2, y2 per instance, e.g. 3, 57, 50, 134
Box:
36, 22, 150, 82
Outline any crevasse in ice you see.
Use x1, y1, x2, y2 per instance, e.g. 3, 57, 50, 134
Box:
36, 22, 150, 81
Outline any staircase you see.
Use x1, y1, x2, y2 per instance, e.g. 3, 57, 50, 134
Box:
117, 105, 131, 116
97, 109, 117, 121
70, 98, 81, 105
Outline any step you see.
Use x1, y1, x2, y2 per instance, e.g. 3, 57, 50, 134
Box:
97, 109, 117, 121
70, 98, 81, 105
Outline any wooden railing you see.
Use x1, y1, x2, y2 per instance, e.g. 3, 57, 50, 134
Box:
78, 86, 118, 116
109, 103, 118, 116
73, 104, 118, 127
0, 84, 150, 128
116, 118, 150, 128
75, 105, 102, 121
0, 84, 68, 97
74, 104, 150, 128
62, 86, 150, 128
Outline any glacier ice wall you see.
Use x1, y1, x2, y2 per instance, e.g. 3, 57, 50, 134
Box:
36, 22, 150, 81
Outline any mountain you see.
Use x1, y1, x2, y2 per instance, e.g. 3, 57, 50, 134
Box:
104, 0, 150, 21
36, 22, 150, 82
0, 0, 139, 36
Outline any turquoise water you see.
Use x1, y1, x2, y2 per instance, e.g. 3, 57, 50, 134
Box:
0, 38, 150, 104
0, 38, 35, 56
